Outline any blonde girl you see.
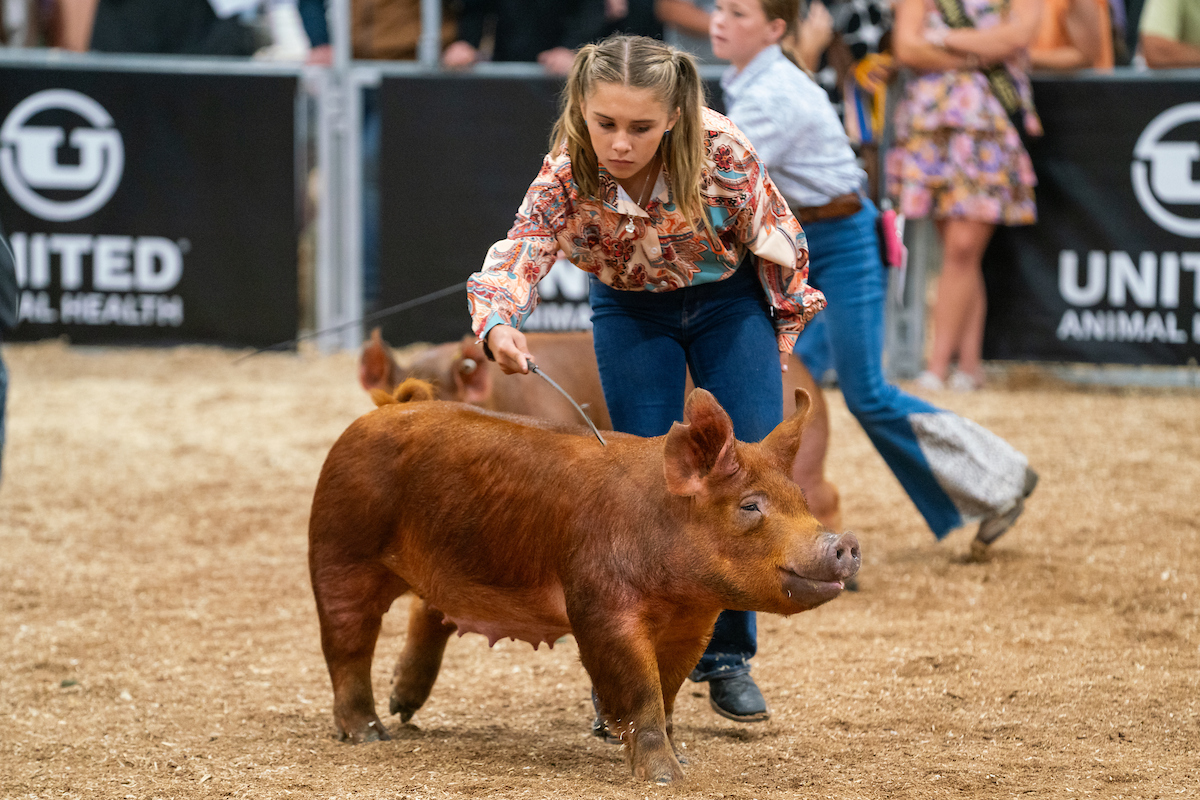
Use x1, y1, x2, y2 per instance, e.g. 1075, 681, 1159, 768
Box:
468, 33, 824, 727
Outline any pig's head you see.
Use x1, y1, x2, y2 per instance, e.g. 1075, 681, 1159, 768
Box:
663, 388, 860, 614
404, 337, 492, 405
359, 331, 492, 405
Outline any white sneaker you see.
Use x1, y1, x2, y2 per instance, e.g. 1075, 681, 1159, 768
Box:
915, 371, 944, 391
947, 370, 983, 392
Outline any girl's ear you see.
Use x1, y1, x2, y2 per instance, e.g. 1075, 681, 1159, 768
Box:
669, 106, 681, 129
767, 17, 788, 44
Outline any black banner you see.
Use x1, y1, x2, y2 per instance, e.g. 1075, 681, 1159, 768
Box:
983, 76, 1200, 366
0, 66, 298, 348
376, 74, 725, 346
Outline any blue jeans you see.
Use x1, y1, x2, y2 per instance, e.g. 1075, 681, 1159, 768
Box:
796, 201, 1027, 538
589, 264, 780, 681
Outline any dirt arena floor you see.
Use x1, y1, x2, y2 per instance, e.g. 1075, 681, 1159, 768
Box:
1, 340, 1197, 800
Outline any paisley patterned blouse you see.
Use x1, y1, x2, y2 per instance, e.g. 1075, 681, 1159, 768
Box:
468, 107, 826, 354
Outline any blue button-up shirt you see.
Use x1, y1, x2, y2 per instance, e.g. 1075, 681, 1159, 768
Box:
721, 44, 865, 208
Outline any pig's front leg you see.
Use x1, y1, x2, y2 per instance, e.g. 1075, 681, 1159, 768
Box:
574, 619, 684, 783
655, 614, 720, 763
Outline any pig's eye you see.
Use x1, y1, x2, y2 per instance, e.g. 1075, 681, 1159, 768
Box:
740, 502, 760, 513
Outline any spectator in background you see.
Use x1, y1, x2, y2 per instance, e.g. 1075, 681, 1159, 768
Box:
352, 0, 456, 60
2, 0, 40, 45
89, 0, 260, 55
657, 0, 723, 61
1030, 0, 1114, 68
1, 0, 101, 50
889, 0, 1042, 392
298, 0, 330, 61
1139, 0, 1200, 66
444, 0, 660, 73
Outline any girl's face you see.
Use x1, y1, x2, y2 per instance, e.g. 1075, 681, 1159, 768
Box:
710, 0, 788, 71
581, 82, 680, 186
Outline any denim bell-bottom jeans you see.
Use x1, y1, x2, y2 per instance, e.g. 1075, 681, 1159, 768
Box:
795, 200, 1028, 538
589, 264, 781, 681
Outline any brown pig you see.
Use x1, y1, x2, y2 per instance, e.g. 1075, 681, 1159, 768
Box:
308, 382, 860, 783
358, 328, 841, 531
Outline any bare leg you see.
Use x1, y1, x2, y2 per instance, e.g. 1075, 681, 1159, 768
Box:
390, 598, 457, 721
956, 274, 988, 384
926, 219, 995, 380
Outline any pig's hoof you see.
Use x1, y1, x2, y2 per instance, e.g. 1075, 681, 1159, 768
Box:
635, 761, 684, 784
390, 695, 418, 723
340, 718, 391, 743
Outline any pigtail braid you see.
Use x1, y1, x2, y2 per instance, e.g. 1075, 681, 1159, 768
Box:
552, 43, 601, 199
666, 50, 714, 241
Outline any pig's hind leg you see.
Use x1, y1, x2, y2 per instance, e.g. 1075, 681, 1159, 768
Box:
311, 560, 408, 743
389, 597, 456, 721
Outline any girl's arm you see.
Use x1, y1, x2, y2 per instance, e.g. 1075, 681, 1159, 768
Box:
941, 0, 1044, 62
795, 2, 835, 71
469, 157, 569, 372
892, 0, 982, 71
1141, 33, 1200, 68
1029, 42, 1090, 70
1031, 0, 1101, 68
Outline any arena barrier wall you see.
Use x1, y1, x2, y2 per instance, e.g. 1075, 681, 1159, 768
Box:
3, 46, 1197, 374
983, 70, 1200, 367
0, 51, 303, 349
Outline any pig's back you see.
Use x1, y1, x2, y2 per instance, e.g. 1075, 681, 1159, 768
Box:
315, 401, 619, 647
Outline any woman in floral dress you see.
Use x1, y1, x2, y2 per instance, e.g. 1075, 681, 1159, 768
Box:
889, 0, 1043, 390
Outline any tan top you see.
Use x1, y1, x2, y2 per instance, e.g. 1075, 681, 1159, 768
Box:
1031, 0, 1115, 69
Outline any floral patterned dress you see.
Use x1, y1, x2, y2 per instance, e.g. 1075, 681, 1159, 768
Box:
886, 0, 1041, 225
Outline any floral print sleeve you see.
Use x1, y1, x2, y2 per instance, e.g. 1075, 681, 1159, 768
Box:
468, 154, 571, 340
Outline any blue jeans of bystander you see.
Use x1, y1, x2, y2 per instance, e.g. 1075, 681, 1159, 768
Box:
796, 200, 1028, 539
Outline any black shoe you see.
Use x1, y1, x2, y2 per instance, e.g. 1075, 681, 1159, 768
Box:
708, 673, 769, 722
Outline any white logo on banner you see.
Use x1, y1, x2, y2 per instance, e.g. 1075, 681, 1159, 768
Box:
1132, 102, 1200, 238
0, 89, 125, 222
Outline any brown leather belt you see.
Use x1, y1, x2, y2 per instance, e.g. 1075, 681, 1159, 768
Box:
792, 193, 863, 224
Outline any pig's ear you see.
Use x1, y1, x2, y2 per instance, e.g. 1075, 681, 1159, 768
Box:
455, 339, 492, 405
760, 388, 811, 469
359, 327, 397, 392
663, 389, 740, 496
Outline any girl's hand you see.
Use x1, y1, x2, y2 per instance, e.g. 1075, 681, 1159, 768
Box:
442, 40, 479, 69
796, 2, 835, 70
486, 325, 534, 375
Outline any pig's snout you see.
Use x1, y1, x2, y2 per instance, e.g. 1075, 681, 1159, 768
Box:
822, 531, 861, 581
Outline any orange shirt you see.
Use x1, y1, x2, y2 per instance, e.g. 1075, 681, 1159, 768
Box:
1032, 0, 1115, 69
